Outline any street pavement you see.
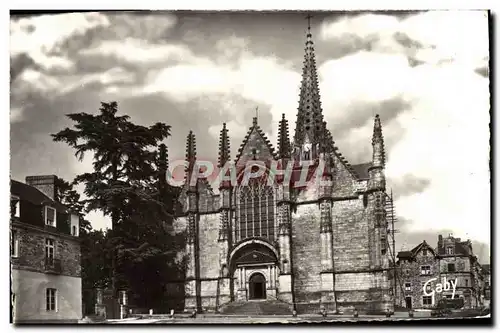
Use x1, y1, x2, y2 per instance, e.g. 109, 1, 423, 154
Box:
99, 310, 490, 324
102, 312, 445, 324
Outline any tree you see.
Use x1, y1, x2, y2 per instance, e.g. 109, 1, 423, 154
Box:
55, 177, 111, 315
52, 101, 172, 315
55, 177, 92, 234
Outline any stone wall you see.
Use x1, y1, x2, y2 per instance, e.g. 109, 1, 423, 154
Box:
396, 252, 440, 309
291, 203, 322, 310
11, 222, 81, 278
439, 256, 477, 308
198, 213, 220, 279
332, 155, 357, 197
332, 199, 370, 272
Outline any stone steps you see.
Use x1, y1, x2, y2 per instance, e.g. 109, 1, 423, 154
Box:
219, 300, 292, 316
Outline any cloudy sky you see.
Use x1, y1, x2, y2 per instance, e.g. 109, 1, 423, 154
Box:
9, 10, 490, 262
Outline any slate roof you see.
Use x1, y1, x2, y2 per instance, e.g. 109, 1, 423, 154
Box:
351, 162, 372, 180
10, 179, 67, 212
437, 238, 473, 256
397, 240, 437, 260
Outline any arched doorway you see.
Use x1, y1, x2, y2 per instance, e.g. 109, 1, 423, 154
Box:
249, 273, 266, 300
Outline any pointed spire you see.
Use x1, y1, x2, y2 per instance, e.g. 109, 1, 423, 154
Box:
218, 123, 230, 168
294, 15, 326, 154
185, 131, 197, 189
277, 113, 291, 159
372, 114, 386, 168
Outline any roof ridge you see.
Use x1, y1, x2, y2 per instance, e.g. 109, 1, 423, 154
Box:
234, 121, 277, 165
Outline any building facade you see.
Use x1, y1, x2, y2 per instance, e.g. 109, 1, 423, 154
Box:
482, 264, 490, 308
10, 175, 82, 323
396, 235, 486, 310
174, 23, 393, 314
395, 241, 439, 309
437, 234, 482, 309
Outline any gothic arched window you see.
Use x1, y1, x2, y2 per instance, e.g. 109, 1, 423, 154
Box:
236, 183, 275, 242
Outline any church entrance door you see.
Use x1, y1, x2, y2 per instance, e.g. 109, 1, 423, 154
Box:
249, 273, 266, 300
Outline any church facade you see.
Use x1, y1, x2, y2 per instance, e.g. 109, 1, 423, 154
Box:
174, 23, 394, 314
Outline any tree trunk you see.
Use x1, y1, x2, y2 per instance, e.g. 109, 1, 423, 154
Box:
110, 155, 119, 319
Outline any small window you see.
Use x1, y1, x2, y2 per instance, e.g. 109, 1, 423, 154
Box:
404, 269, 410, 275
45, 239, 55, 260
45, 207, 56, 227
422, 249, 428, 256
405, 282, 411, 291
46, 288, 57, 311
465, 279, 469, 287
11, 196, 20, 218
381, 237, 387, 255
422, 281, 432, 293
446, 246, 454, 255
447, 263, 456, 272
10, 230, 19, 257
485, 282, 490, 288
421, 265, 431, 275
422, 296, 432, 305
72, 226, 77, 236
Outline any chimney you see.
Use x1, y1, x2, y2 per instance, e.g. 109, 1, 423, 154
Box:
25, 175, 58, 201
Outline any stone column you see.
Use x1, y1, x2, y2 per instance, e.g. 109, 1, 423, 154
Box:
217, 187, 232, 307
185, 190, 200, 311
319, 199, 336, 312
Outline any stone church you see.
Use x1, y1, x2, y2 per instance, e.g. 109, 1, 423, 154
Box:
175, 22, 394, 314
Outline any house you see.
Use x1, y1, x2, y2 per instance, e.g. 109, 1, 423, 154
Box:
10, 175, 82, 323
481, 264, 490, 308
396, 241, 440, 309
437, 234, 483, 309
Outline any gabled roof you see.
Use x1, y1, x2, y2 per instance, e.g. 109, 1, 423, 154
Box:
10, 179, 67, 212
234, 118, 277, 166
397, 240, 437, 260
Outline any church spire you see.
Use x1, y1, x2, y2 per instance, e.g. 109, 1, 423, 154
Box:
185, 130, 197, 191
277, 113, 291, 159
368, 114, 386, 191
293, 14, 326, 158
218, 123, 230, 169
372, 114, 386, 168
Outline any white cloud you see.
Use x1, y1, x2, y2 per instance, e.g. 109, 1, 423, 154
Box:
60, 67, 137, 94
10, 12, 110, 70
10, 107, 24, 123
144, 12, 490, 245
81, 38, 203, 65
401, 11, 489, 69
317, 11, 490, 245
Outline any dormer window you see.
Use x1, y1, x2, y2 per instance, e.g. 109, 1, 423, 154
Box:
446, 246, 454, 255
11, 195, 20, 218
45, 206, 56, 227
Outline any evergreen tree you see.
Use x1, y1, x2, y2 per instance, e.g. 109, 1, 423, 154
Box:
55, 177, 111, 315
52, 101, 172, 313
